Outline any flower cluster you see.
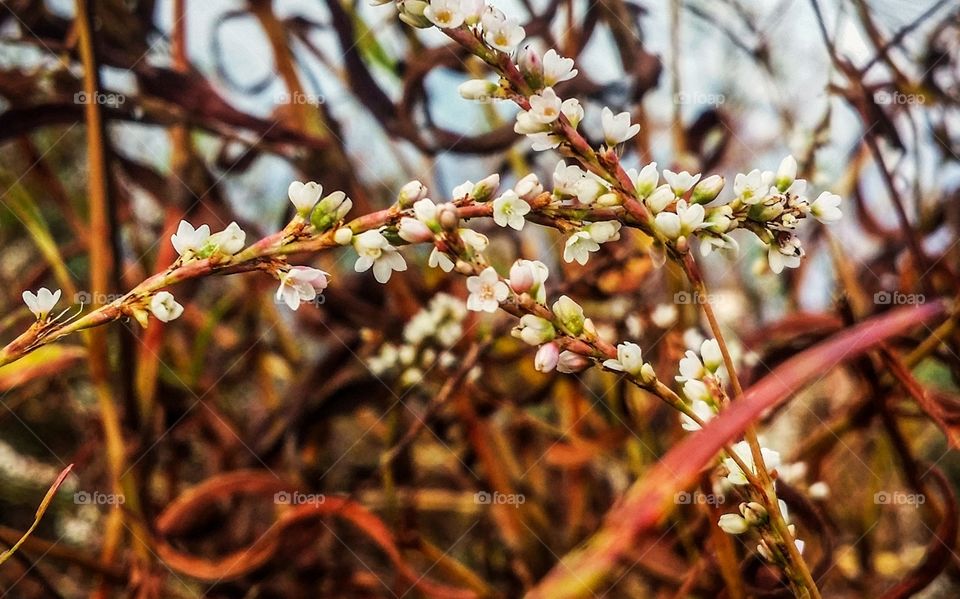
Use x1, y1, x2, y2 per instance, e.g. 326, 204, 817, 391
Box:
675, 338, 724, 431
367, 293, 468, 386
171, 220, 246, 259
398, 0, 525, 55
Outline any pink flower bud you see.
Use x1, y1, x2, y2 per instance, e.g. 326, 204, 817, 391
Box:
509, 261, 534, 293
398, 217, 434, 243
534, 342, 560, 372
556, 350, 590, 373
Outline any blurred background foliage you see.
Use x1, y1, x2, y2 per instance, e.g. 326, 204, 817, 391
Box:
1, 0, 960, 596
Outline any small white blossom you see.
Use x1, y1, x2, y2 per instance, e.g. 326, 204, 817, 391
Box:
733, 169, 773, 204
723, 441, 781, 486
677, 350, 705, 382
207, 222, 246, 255
602, 342, 648, 378
663, 170, 701, 196
466, 266, 509, 312
22, 287, 61, 320
600, 106, 640, 146
334, 227, 353, 245
398, 217, 434, 242
492, 190, 531, 230
150, 291, 184, 322
556, 350, 590, 373
700, 339, 723, 372
458, 79, 499, 101
353, 230, 407, 283
513, 314, 555, 345
276, 266, 329, 310
680, 398, 716, 431
542, 49, 577, 85
459, 228, 489, 252
775, 155, 797, 192
552, 161, 585, 196
584, 221, 621, 244
528, 132, 561, 151
514, 173, 543, 200
644, 184, 675, 214
528, 87, 562, 123
810, 191, 842, 223
653, 200, 705, 240
509, 259, 549, 303
424, 0, 465, 28
718, 513, 749, 535
563, 231, 599, 265
633, 162, 659, 198
481, 8, 524, 53
515, 111, 550, 135
575, 175, 607, 205
428, 247, 455, 272
767, 236, 804, 274
171, 220, 211, 256
288, 181, 323, 213
560, 98, 584, 128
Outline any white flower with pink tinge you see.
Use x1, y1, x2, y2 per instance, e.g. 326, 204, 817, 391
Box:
22, 287, 61, 320
466, 267, 509, 313
276, 266, 330, 310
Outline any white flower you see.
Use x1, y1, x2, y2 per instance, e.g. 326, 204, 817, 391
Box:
428, 248, 454, 272
22, 287, 61, 320
207, 221, 246, 255
644, 184, 676, 214
458, 79, 499, 101
775, 155, 797, 192
574, 175, 607, 205
553, 162, 586, 196
353, 230, 407, 283
563, 231, 599, 265
492, 190, 531, 230
413, 198, 439, 226
288, 181, 323, 213
692, 175, 725, 204
459, 229, 489, 252
542, 49, 577, 85
534, 342, 560, 372
334, 227, 353, 245
514, 314, 555, 345
556, 350, 590, 373
718, 514, 749, 535
733, 169, 773, 204
680, 398, 716, 431
677, 350, 705, 382
425, 0, 465, 28
663, 170, 701, 196
528, 132, 562, 151
602, 342, 646, 377
700, 339, 723, 372
171, 220, 211, 256
514, 111, 550, 135
585, 221, 621, 244
528, 87, 562, 123
560, 98, 584, 128
481, 8, 524, 53
552, 295, 585, 335
451, 180, 475, 199
767, 236, 804, 274
600, 106, 640, 146
398, 180, 429, 205
653, 200, 705, 239
723, 441, 781, 486
466, 266, 509, 312
633, 162, 659, 198
398, 217, 433, 242
149, 291, 184, 322
810, 191, 841, 223
514, 174, 543, 200
682, 379, 712, 403
275, 266, 329, 310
